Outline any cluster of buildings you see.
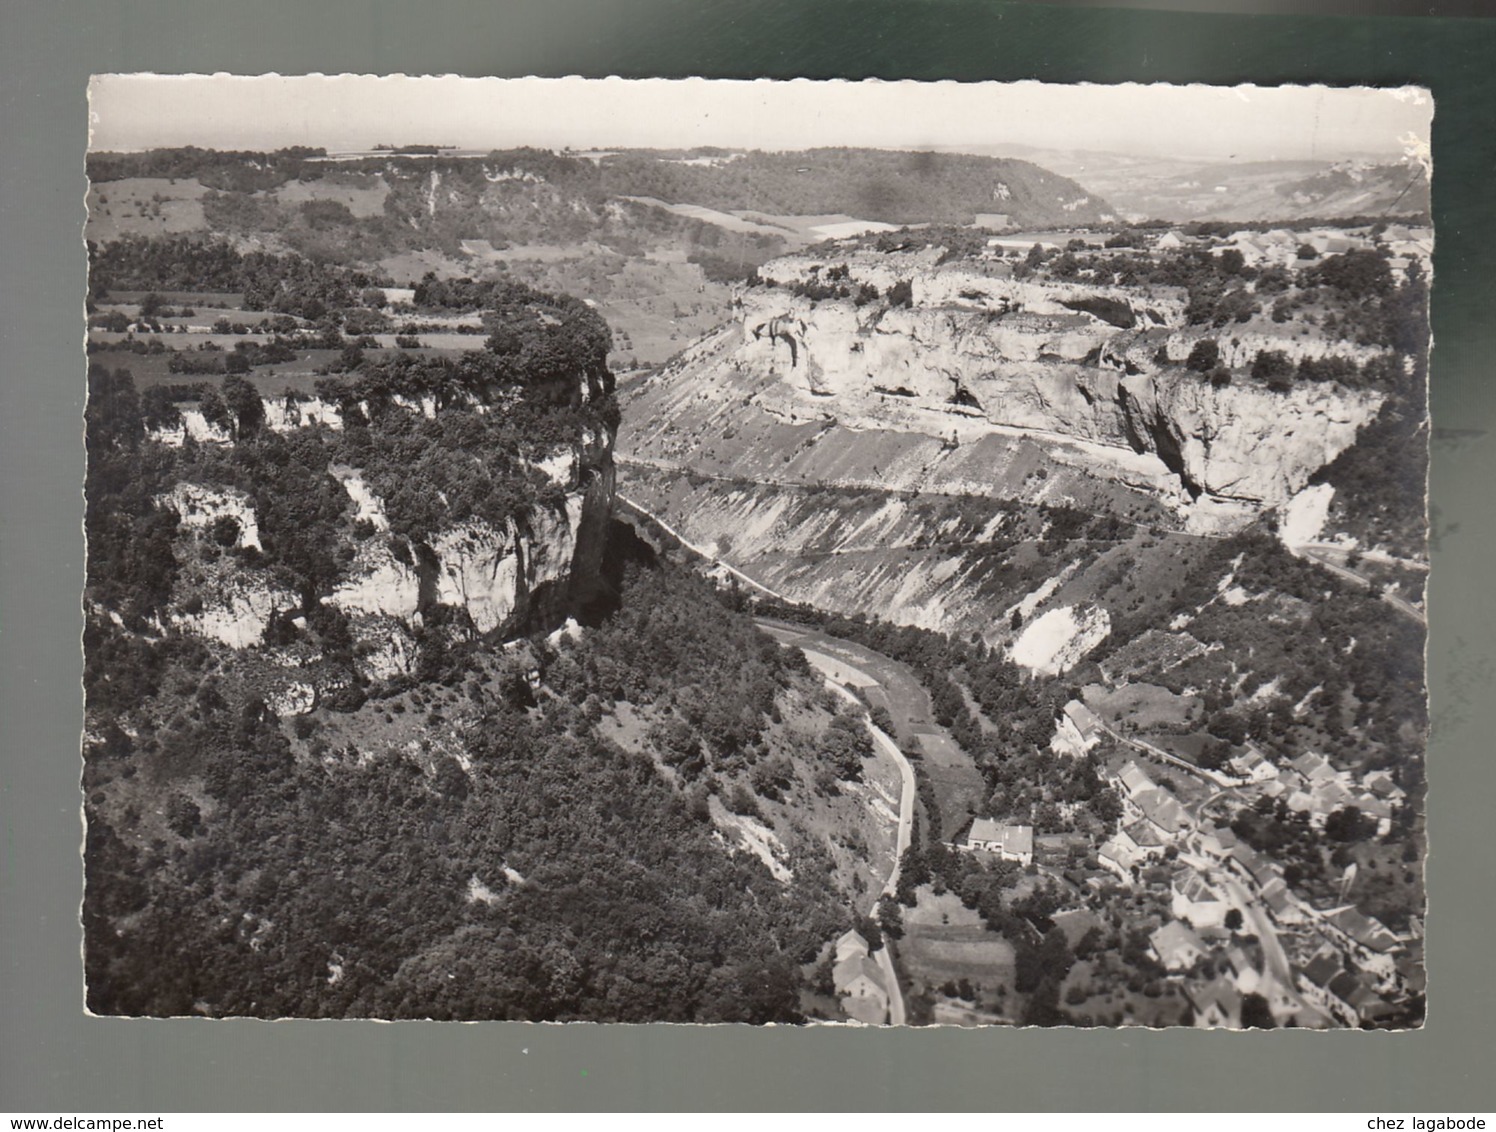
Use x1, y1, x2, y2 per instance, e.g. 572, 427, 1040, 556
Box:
1096, 759, 1190, 878
1231, 749, 1404, 836
939, 672, 1421, 1028
1209, 223, 1432, 281
1118, 739, 1418, 1027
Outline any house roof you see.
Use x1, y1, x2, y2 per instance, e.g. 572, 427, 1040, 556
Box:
1136, 789, 1187, 835
1185, 979, 1242, 1020
1300, 953, 1342, 989
1172, 868, 1219, 904
1327, 970, 1364, 1003
1123, 819, 1167, 849
1261, 880, 1292, 915
1363, 772, 1405, 801
1119, 761, 1156, 797
1064, 700, 1103, 737
1324, 906, 1399, 953
1290, 751, 1336, 783
1150, 920, 1207, 966
1224, 945, 1258, 978
968, 819, 1034, 856
1099, 835, 1137, 867
833, 954, 887, 995
835, 928, 869, 957
1233, 748, 1268, 771
1312, 781, 1356, 811
968, 817, 1004, 843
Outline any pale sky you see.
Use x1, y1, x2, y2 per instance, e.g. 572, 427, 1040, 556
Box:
88, 75, 1431, 163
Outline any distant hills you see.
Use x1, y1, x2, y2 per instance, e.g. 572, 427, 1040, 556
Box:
594, 147, 1117, 228
977, 145, 1429, 224
87, 144, 1119, 233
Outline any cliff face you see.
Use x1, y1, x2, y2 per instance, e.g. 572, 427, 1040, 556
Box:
154, 395, 616, 668
725, 257, 1382, 532
616, 249, 1389, 640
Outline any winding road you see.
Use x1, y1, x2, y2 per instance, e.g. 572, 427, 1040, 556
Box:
1292, 544, 1427, 625
759, 620, 918, 1027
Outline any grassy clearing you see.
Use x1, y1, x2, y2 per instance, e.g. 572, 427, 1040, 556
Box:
269, 175, 390, 219
1084, 682, 1201, 732
86, 177, 208, 241
901, 887, 1017, 1014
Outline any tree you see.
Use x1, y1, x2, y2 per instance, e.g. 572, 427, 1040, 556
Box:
1224, 907, 1244, 932
877, 895, 905, 940
1312, 249, 1393, 298
886, 279, 914, 309
1251, 349, 1294, 384
1325, 806, 1374, 843
1241, 992, 1276, 1029
221, 374, 265, 439
1185, 339, 1220, 373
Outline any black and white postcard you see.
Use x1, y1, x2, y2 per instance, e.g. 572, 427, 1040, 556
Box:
81, 76, 1431, 1028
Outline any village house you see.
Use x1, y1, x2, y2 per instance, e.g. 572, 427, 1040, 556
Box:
1317, 906, 1401, 985
1362, 771, 1407, 806
1297, 953, 1392, 1028
1258, 875, 1304, 925
834, 928, 870, 965
1302, 230, 1364, 257
1228, 745, 1278, 784
1116, 760, 1157, 800
1353, 794, 1395, 837
1296, 952, 1349, 1024
963, 819, 1034, 866
1051, 699, 1104, 758
1034, 831, 1089, 867
1219, 945, 1263, 995
1289, 751, 1339, 788
1196, 823, 1239, 863
1184, 980, 1242, 1029
1098, 819, 1169, 878
1225, 843, 1286, 897
830, 929, 889, 1025
1149, 920, 1208, 973
1171, 867, 1231, 930
1097, 835, 1136, 880
1133, 787, 1189, 841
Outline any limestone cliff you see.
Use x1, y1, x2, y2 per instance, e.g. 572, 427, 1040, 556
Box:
153, 393, 616, 665
699, 254, 1384, 532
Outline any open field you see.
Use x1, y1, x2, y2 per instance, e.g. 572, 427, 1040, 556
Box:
901, 888, 1016, 1012
908, 727, 967, 769
267, 174, 390, 218
1084, 682, 1201, 732
86, 177, 209, 241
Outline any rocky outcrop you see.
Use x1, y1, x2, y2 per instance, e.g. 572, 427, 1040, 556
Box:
156, 401, 616, 653
168, 574, 299, 648
1011, 605, 1111, 676
158, 482, 264, 551
712, 260, 1383, 532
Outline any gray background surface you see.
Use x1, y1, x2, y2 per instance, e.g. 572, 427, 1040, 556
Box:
2, 0, 1493, 1112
